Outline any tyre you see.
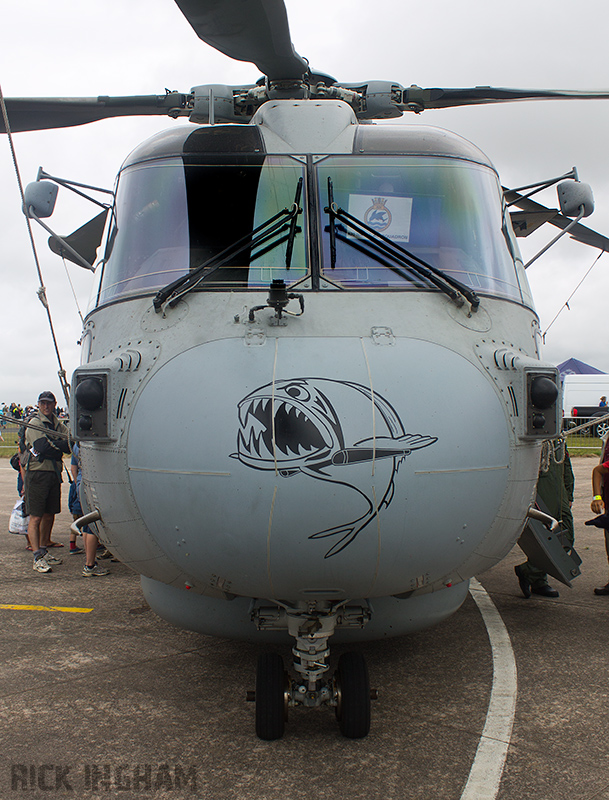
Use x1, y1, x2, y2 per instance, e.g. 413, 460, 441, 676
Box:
595, 419, 609, 439
255, 653, 288, 740
335, 651, 371, 739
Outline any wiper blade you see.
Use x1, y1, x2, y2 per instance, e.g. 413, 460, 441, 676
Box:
332, 228, 430, 288
336, 206, 479, 310
154, 182, 303, 312
285, 177, 303, 270
327, 178, 337, 269
154, 208, 292, 312
324, 186, 480, 311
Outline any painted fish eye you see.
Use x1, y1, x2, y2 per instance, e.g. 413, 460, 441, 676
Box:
284, 384, 310, 402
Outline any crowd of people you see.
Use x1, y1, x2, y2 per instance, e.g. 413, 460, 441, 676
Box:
1, 401, 68, 425
2, 402, 31, 421
11, 391, 113, 577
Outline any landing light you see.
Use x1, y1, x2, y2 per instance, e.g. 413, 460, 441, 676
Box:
75, 377, 104, 411
530, 375, 559, 410
524, 372, 560, 438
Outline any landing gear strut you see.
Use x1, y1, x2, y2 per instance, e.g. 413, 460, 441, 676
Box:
249, 601, 375, 739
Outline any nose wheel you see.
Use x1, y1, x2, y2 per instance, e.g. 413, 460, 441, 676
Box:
253, 649, 372, 740
250, 602, 374, 739
334, 651, 371, 739
255, 653, 289, 741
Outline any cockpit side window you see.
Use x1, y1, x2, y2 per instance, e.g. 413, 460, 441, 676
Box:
97, 160, 189, 305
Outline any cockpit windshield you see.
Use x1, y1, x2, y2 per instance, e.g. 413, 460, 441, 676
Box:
315, 156, 523, 300
96, 155, 308, 306
94, 151, 525, 307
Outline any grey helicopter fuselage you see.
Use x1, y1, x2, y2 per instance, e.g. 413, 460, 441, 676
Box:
71, 99, 559, 642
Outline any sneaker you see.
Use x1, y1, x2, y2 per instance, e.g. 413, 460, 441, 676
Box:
69, 546, 84, 555
82, 562, 110, 577
33, 556, 52, 573
44, 553, 63, 565
97, 548, 113, 560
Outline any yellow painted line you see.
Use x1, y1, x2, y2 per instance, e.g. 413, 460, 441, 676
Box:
0, 604, 93, 614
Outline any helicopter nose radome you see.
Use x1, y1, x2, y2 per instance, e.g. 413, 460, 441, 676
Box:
126, 336, 512, 600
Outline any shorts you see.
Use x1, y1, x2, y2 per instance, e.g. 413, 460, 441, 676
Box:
24, 470, 61, 517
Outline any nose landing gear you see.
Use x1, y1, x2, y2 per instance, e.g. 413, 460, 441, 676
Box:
249, 601, 375, 740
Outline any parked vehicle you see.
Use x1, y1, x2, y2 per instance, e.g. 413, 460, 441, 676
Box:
562, 374, 609, 437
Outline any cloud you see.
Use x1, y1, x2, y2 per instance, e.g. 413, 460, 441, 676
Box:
2, 0, 609, 406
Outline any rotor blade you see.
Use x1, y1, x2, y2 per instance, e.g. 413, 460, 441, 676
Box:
403, 86, 609, 111
0, 94, 190, 133
174, 0, 307, 80
504, 189, 609, 252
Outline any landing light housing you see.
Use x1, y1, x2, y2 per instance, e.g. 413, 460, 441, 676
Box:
524, 371, 560, 438
71, 370, 114, 441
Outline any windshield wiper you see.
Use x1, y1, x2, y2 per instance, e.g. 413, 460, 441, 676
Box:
327, 178, 338, 269
154, 181, 303, 313
324, 178, 480, 312
285, 177, 303, 270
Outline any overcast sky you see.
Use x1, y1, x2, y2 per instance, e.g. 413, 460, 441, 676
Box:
1, 0, 609, 406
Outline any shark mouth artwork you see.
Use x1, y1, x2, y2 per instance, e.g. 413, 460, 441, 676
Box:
232, 378, 437, 557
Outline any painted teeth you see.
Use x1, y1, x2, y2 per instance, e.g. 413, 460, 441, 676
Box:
237, 398, 328, 460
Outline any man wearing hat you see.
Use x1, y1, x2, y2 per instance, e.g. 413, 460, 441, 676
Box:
24, 391, 71, 573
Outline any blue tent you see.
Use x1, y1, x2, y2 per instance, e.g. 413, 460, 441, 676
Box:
557, 358, 605, 376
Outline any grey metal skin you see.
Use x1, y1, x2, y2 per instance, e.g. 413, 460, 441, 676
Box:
72, 100, 559, 655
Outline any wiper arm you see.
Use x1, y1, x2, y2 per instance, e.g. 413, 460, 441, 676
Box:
332, 229, 430, 289
325, 186, 480, 312
334, 205, 479, 311
154, 208, 293, 312
154, 183, 303, 313
285, 177, 303, 270
327, 178, 337, 269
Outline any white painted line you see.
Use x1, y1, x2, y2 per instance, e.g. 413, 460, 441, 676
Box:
459, 577, 518, 800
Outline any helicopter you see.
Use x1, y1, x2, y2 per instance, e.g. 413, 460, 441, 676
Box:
3, 0, 609, 741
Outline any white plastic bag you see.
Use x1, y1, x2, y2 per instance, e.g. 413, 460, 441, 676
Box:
9, 499, 29, 535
